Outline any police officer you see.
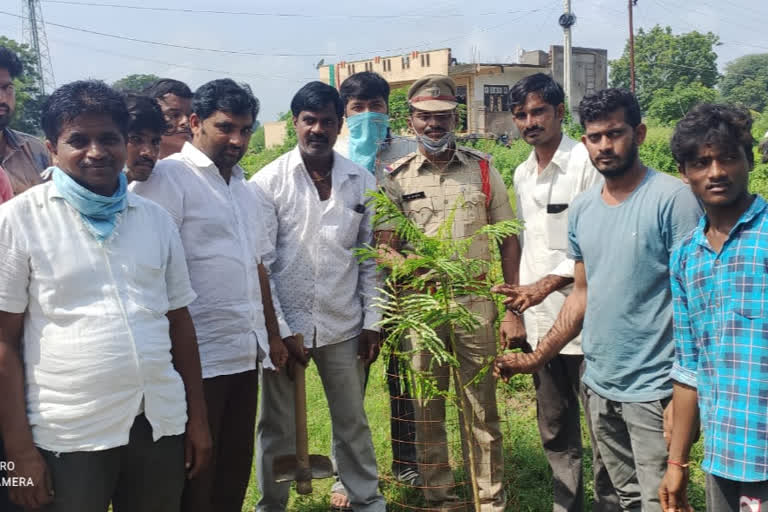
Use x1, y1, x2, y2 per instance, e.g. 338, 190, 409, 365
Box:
377, 75, 519, 512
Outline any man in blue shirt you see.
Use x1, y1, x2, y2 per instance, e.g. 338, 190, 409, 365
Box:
494, 89, 702, 511
660, 104, 768, 512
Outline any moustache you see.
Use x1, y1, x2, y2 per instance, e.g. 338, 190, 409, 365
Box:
166, 127, 191, 137
0, 103, 9, 113
524, 127, 543, 135
308, 135, 328, 144
81, 157, 115, 167
133, 157, 155, 167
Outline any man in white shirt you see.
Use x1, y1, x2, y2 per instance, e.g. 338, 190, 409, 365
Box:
0, 80, 210, 512
142, 78, 193, 160
492, 73, 616, 512
131, 79, 300, 512
250, 81, 385, 512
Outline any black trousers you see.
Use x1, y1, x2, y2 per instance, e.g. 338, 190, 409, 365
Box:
706, 473, 768, 512
362, 351, 418, 470
38, 414, 185, 512
181, 369, 259, 512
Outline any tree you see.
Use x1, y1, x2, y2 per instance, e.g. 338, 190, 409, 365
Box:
111, 73, 161, 93
249, 125, 266, 153
388, 86, 467, 134
647, 82, 717, 125
388, 86, 410, 134
0, 36, 45, 135
720, 54, 768, 112
609, 25, 720, 112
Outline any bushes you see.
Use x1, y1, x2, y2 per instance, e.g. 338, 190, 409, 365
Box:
240, 146, 286, 179
465, 138, 531, 187
241, 112, 296, 178
639, 125, 677, 174
240, 105, 768, 197
467, 124, 680, 187
749, 111, 768, 197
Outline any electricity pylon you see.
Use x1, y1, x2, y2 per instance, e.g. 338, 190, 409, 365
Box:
21, 0, 55, 94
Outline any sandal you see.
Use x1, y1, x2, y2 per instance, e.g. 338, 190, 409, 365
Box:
330, 479, 353, 511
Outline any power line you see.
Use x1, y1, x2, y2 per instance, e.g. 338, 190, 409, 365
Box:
46, 36, 318, 83
1, 5, 561, 62
38, 0, 549, 20
343, 1, 560, 59
695, 0, 768, 24
0, 10, 336, 57
650, 0, 768, 48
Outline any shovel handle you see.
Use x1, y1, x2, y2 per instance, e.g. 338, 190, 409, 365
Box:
293, 335, 312, 494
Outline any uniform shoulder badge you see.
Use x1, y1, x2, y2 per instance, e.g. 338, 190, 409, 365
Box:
384, 152, 418, 177
458, 146, 492, 163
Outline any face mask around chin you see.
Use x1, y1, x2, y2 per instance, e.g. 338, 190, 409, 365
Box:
418, 132, 455, 154
347, 112, 389, 173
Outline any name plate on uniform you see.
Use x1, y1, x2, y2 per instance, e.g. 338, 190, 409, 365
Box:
402, 192, 426, 202
546, 203, 568, 214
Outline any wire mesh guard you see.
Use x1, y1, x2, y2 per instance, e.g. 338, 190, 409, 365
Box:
364, 136, 525, 511
380, 350, 504, 512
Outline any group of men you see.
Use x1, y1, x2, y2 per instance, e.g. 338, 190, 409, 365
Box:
491, 79, 768, 512
0, 39, 765, 512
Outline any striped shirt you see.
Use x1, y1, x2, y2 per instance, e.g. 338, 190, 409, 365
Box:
670, 194, 768, 482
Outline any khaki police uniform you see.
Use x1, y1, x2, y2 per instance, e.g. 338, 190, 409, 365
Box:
380, 139, 513, 511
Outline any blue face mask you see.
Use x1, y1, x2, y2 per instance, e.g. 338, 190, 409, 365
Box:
347, 111, 389, 173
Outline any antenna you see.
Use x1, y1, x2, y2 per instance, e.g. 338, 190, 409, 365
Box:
21, 0, 55, 94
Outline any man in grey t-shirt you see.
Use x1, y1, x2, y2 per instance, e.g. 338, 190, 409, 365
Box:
494, 89, 702, 511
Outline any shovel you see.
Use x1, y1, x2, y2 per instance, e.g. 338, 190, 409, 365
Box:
273, 336, 333, 494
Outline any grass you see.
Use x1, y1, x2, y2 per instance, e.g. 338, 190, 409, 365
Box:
236, 154, 710, 510
240, 362, 706, 511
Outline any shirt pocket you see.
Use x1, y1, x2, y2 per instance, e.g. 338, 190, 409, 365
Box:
462, 192, 488, 226
545, 204, 569, 251
403, 197, 436, 231
322, 205, 364, 250
126, 261, 169, 316
730, 273, 767, 320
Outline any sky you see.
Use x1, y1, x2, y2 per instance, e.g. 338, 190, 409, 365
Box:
1, 0, 767, 122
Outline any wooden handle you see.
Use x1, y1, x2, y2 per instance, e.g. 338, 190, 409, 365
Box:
293, 334, 312, 494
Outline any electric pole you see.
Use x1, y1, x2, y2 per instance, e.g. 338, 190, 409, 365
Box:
558, 1, 576, 114
21, 0, 55, 95
629, 0, 636, 93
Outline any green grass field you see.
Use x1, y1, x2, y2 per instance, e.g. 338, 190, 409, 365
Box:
240, 361, 706, 511
235, 174, 708, 511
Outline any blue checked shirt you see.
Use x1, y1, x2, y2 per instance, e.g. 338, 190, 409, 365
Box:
670, 194, 768, 482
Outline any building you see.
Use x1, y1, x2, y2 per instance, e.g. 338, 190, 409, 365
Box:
263, 120, 288, 149
320, 46, 607, 136
263, 45, 608, 147
319, 48, 454, 91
